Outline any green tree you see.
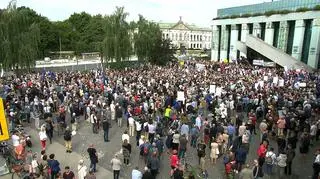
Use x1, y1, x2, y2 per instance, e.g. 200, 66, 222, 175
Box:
0, 1, 40, 70
134, 15, 175, 65
102, 7, 131, 64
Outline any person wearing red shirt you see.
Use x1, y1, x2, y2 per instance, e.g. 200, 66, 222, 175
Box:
257, 140, 268, 166
170, 150, 179, 169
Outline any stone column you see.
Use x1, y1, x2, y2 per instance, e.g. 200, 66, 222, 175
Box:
307, 19, 320, 68
277, 21, 289, 52
253, 23, 261, 38
240, 24, 248, 57
241, 24, 249, 42
265, 22, 274, 45
211, 25, 220, 61
291, 20, 305, 61
229, 24, 239, 61
220, 25, 229, 61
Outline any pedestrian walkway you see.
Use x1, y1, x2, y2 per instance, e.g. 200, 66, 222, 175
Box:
1, 127, 117, 179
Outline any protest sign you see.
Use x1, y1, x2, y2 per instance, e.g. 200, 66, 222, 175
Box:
177, 91, 185, 101
209, 85, 216, 94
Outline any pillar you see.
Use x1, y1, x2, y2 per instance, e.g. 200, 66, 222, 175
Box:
265, 22, 274, 45
229, 24, 239, 61
240, 24, 248, 57
277, 21, 289, 52
307, 19, 320, 68
211, 25, 220, 61
253, 23, 261, 38
220, 25, 229, 61
291, 20, 305, 61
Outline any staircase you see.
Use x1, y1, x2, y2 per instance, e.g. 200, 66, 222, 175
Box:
245, 35, 314, 72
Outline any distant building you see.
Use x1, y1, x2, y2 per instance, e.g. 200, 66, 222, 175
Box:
211, 0, 320, 70
159, 17, 212, 50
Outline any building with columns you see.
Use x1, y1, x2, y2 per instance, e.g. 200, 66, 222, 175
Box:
211, 0, 320, 70
159, 17, 212, 50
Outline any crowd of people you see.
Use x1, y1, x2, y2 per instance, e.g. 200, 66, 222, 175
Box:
2, 59, 320, 179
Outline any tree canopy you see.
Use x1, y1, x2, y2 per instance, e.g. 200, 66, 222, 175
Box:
0, 0, 175, 70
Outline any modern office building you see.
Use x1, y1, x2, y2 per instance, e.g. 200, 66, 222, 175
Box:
211, 0, 320, 70
159, 17, 212, 50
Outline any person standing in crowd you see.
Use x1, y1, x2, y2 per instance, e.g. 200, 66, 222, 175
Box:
147, 152, 160, 177
132, 166, 142, 179
39, 126, 48, 151
110, 154, 122, 179
210, 138, 219, 165
90, 111, 98, 134
122, 130, 130, 143
47, 154, 60, 179
178, 134, 187, 159
312, 149, 320, 179
45, 118, 54, 144
102, 119, 110, 142
285, 144, 295, 176
78, 160, 87, 179
128, 116, 135, 137
252, 159, 264, 179
115, 104, 123, 127
122, 139, 132, 166
62, 166, 75, 179
265, 147, 277, 176
64, 127, 72, 153
142, 167, 153, 179
239, 164, 253, 179
277, 151, 287, 178
87, 144, 98, 172
135, 119, 142, 147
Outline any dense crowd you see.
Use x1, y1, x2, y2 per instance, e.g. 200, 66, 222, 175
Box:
2, 59, 320, 179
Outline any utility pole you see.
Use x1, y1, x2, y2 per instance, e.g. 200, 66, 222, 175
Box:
59, 37, 62, 59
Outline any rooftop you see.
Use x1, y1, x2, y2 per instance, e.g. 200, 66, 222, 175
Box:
158, 17, 211, 31
217, 0, 320, 18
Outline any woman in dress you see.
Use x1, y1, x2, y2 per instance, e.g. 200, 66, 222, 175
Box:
210, 138, 219, 164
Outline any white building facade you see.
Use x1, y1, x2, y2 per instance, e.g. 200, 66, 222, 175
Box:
159, 17, 212, 50
211, 0, 320, 69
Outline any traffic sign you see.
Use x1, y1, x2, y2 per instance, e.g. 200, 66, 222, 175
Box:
0, 98, 9, 141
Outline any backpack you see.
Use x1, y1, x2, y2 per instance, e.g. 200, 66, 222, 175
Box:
265, 154, 273, 165
223, 155, 230, 165
144, 124, 149, 132
143, 144, 149, 155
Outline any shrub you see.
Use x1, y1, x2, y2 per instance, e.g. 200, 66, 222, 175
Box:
296, 7, 309, 12
264, 10, 278, 16
313, 5, 320, 11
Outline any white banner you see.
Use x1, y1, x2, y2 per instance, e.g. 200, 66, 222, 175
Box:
278, 79, 284, 87
209, 85, 216, 94
177, 91, 185, 101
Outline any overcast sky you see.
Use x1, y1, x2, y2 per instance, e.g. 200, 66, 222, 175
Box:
0, 0, 270, 27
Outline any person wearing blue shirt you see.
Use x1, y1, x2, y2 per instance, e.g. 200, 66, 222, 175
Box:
132, 166, 142, 179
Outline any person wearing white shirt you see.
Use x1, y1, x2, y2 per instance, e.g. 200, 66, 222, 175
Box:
147, 123, 156, 143
78, 160, 87, 179
128, 117, 135, 137
39, 127, 48, 150
310, 123, 317, 144
12, 132, 20, 147
110, 102, 115, 120
135, 120, 142, 146
122, 131, 130, 143
195, 115, 202, 130
131, 166, 142, 179
265, 148, 277, 175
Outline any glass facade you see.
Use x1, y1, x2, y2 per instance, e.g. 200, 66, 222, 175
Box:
217, 0, 320, 17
